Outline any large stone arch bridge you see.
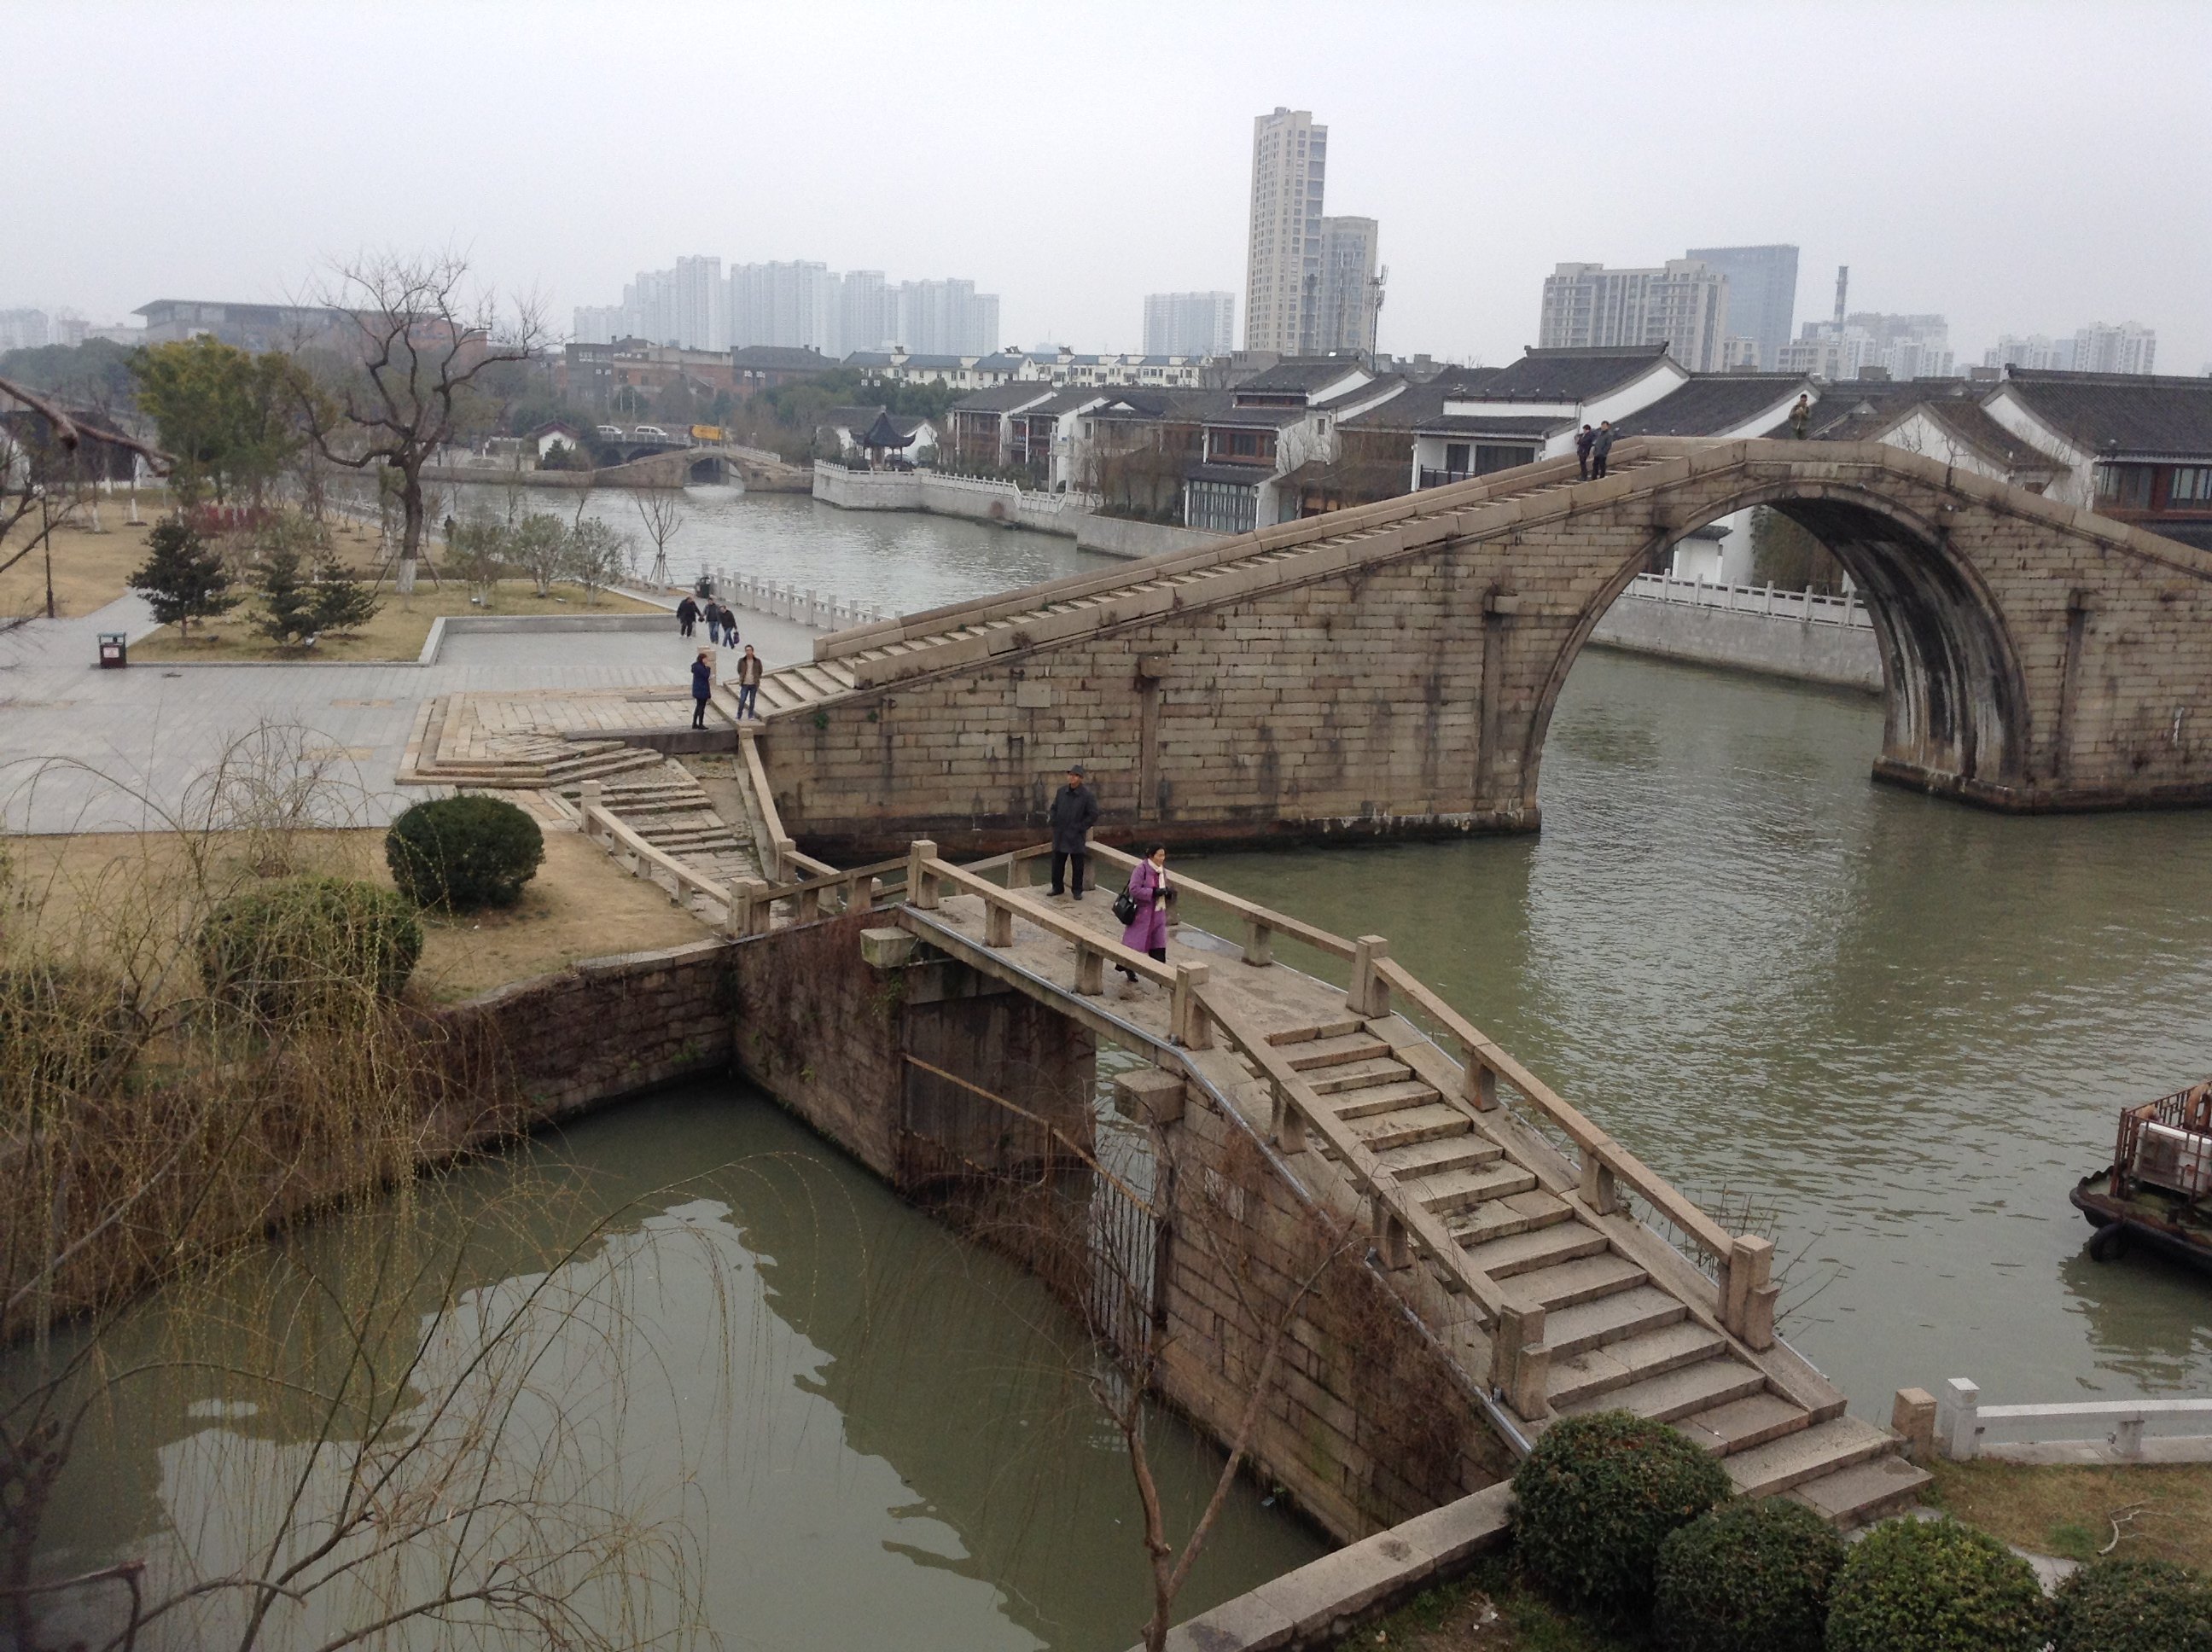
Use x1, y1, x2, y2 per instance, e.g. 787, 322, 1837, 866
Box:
744, 437, 2212, 859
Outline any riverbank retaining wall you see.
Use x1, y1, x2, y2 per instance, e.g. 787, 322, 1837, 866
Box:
1588, 590, 1883, 691
812, 463, 1227, 561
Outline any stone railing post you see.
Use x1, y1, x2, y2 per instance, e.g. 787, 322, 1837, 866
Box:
1462, 1048, 1499, 1111
1721, 1234, 1777, 1350
1268, 1078, 1307, 1155
1489, 1295, 1551, 1420
1171, 963, 1212, 1049
1578, 1149, 1619, 1215
1940, 1376, 1981, 1460
1891, 1387, 1937, 1463
907, 840, 939, 910
579, 779, 603, 830
729, 877, 771, 938
1242, 916, 1273, 967
1348, 935, 1391, 1017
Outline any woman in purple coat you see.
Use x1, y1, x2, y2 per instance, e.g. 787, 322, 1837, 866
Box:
1116, 845, 1173, 983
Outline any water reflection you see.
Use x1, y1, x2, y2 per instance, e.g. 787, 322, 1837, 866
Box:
24, 1090, 1321, 1650
1186, 648, 2212, 1412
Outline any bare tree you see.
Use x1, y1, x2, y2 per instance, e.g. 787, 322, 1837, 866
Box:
290, 253, 544, 595
632, 487, 685, 588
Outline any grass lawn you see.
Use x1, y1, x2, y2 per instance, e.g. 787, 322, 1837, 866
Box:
8, 823, 708, 1003
1927, 1457, 2212, 1572
1335, 1556, 1633, 1652
131, 567, 660, 662
0, 496, 175, 619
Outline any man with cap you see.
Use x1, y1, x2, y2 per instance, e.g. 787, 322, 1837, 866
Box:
1046, 764, 1100, 899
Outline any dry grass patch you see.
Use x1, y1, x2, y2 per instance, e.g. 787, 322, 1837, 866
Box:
9, 822, 707, 1004
1926, 1457, 2212, 1571
1334, 1557, 1633, 1651
131, 567, 660, 662
0, 503, 172, 619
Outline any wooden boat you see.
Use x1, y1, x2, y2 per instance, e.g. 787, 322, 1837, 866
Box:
2073, 1080, 2212, 1274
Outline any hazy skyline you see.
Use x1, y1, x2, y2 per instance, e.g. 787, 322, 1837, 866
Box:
9, 0, 2209, 369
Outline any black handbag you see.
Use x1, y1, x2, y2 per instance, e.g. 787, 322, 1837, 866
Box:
1112, 875, 1140, 927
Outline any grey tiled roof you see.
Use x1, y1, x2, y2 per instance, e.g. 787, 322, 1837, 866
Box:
1609, 375, 1813, 438
1476, 345, 1676, 402
2001, 369, 2212, 459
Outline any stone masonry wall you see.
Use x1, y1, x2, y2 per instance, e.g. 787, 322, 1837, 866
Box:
766, 444, 2212, 858
1153, 1074, 1515, 1541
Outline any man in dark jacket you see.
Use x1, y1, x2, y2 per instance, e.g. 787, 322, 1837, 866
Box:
1046, 765, 1099, 899
1575, 424, 1595, 479
690, 649, 713, 729
1591, 421, 1615, 479
677, 595, 699, 638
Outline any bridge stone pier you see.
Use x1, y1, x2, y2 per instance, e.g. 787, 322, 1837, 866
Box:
748, 437, 2212, 858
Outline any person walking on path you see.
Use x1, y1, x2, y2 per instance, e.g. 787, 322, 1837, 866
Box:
1575, 424, 1595, 480
1115, 845, 1173, 984
677, 594, 699, 638
1591, 421, 1615, 480
735, 644, 763, 718
1046, 765, 1099, 899
690, 648, 713, 729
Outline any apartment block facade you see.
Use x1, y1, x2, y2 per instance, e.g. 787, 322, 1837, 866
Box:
1144, 292, 1236, 358
1538, 259, 1731, 372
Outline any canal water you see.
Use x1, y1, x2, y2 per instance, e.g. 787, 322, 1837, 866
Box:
26, 1088, 1324, 1651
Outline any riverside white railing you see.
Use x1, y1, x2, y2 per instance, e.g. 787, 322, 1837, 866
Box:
1624, 571, 1873, 630
1937, 1378, 2212, 1463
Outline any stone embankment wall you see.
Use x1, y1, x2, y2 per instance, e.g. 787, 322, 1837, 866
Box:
1589, 590, 1883, 691
812, 463, 1225, 561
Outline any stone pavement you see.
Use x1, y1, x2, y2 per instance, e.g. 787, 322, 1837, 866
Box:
0, 591, 818, 835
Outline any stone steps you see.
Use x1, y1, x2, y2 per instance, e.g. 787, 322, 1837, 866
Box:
1349, 1103, 1475, 1154
1459, 1223, 1610, 1279
1377, 1135, 1505, 1179
1446, 1189, 1574, 1246
1790, 1456, 1936, 1528
1545, 1321, 1733, 1410
1723, 1416, 1895, 1500
1542, 1285, 1688, 1358
1554, 1352, 1767, 1422
1510, 1253, 1650, 1312
1406, 1160, 1540, 1214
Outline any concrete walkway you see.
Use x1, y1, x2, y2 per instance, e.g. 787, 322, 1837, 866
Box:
0, 592, 818, 835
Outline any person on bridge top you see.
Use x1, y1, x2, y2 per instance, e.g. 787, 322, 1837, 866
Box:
1575, 424, 1595, 480
677, 594, 699, 638
1790, 393, 1813, 439
1116, 845, 1173, 984
735, 644, 763, 718
1047, 765, 1100, 899
1591, 421, 1615, 480
690, 648, 713, 730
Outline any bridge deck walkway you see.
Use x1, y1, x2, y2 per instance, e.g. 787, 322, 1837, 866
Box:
897, 852, 1930, 1529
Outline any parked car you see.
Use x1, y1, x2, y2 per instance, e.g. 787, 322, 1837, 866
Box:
595, 424, 624, 438
633, 424, 672, 440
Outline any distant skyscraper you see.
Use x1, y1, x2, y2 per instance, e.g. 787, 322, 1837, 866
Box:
836, 270, 894, 357
0, 308, 54, 352
729, 262, 832, 352
1539, 259, 1731, 371
1986, 334, 2072, 372
2071, 321, 2157, 375
672, 255, 725, 351
1244, 108, 1328, 354
1144, 292, 1236, 356
1315, 218, 1382, 354
1685, 244, 1798, 370
893, 278, 998, 356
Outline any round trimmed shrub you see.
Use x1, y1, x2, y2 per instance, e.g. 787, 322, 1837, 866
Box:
199, 876, 422, 1017
1825, 1518, 2046, 1652
384, 795, 544, 910
1511, 1410, 1732, 1623
2051, 1556, 2212, 1652
1655, 1496, 1845, 1652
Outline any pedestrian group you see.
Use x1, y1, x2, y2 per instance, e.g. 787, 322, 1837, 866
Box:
1575, 421, 1615, 480
679, 590, 766, 724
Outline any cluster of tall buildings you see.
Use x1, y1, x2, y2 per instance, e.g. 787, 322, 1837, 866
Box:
1985, 322, 2157, 376
0, 307, 90, 352
574, 260, 1000, 358
1243, 108, 1382, 357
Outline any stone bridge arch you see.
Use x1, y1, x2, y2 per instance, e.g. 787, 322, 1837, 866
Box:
1517, 472, 2037, 816
753, 438, 2212, 860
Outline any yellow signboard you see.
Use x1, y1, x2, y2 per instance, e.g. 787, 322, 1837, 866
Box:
690, 424, 723, 443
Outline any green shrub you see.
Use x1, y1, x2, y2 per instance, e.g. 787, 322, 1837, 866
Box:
384, 795, 544, 910
199, 876, 422, 1017
1655, 1496, 1844, 1652
1825, 1518, 2046, 1652
1511, 1410, 1732, 1623
2051, 1556, 2212, 1652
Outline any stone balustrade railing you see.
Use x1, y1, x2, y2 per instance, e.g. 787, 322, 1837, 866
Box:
1935, 1379, 2212, 1463
1625, 570, 1873, 629
713, 569, 885, 632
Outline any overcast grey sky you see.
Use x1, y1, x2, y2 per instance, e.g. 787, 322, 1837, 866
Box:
10, 0, 2209, 369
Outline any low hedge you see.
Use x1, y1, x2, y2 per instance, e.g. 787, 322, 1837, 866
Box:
1511, 1410, 1732, 1624
1655, 1496, 1844, 1652
385, 795, 544, 910
2050, 1556, 2212, 1652
198, 876, 422, 1018
1825, 1518, 2046, 1652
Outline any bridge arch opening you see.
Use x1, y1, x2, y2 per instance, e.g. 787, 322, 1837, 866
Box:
1521, 480, 2034, 811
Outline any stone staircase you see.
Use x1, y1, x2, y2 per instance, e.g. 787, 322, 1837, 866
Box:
554, 760, 765, 891
746, 457, 1662, 719
1264, 1013, 1930, 1528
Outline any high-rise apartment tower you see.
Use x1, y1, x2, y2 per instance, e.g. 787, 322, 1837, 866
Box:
1685, 244, 1798, 370
1244, 108, 1327, 354
1144, 292, 1237, 357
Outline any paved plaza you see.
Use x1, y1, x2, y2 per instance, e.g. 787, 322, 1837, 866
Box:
0, 592, 819, 834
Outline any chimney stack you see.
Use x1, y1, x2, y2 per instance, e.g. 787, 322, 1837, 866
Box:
1834, 265, 1849, 326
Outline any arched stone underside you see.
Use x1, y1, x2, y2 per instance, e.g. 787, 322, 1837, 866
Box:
760, 439, 2212, 860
